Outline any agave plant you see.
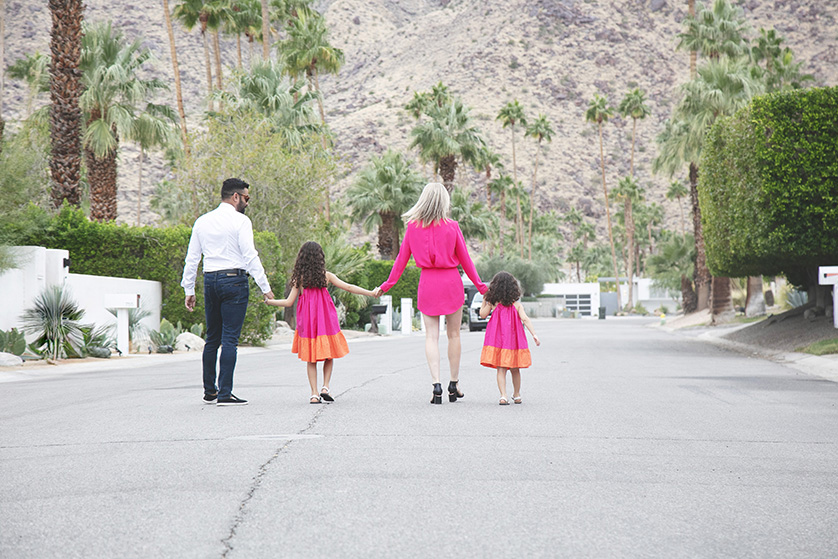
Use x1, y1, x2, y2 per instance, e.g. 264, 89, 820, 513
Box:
21, 286, 85, 360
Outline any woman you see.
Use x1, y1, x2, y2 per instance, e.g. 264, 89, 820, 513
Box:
373, 182, 487, 404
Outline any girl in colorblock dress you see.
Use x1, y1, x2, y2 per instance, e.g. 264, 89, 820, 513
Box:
479, 271, 541, 405
266, 241, 375, 404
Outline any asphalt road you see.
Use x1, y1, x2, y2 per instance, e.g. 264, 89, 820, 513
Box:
2, 318, 838, 558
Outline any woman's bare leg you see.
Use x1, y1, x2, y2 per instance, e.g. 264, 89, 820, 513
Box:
422, 313, 441, 384
445, 307, 463, 382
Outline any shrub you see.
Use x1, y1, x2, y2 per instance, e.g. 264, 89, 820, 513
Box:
1, 205, 285, 345
700, 86, 838, 286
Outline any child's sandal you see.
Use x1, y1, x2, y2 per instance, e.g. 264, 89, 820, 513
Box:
513, 395, 522, 404
499, 397, 510, 406
320, 387, 334, 402
310, 395, 321, 404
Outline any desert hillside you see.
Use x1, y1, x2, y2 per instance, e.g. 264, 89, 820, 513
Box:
3, 0, 837, 237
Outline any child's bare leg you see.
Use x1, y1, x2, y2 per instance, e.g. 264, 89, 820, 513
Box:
422, 314, 441, 384
496, 367, 508, 400
322, 359, 333, 390
306, 362, 318, 398
511, 368, 522, 398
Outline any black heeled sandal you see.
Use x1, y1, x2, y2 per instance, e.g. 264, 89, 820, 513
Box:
430, 383, 443, 405
448, 380, 464, 402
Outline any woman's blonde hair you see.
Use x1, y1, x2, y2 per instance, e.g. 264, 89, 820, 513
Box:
402, 182, 450, 226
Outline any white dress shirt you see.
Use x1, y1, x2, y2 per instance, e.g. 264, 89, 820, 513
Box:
181, 202, 271, 296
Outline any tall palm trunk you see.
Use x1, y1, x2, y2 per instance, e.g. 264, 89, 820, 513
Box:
439, 154, 457, 192
310, 68, 331, 222
162, 0, 189, 155
745, 276, 765, 317
688, 0, 697, 79
261, 0, 270, 60
378, 212, 398, 260
678, 196, 686, 234
510, 125, 522, 254
625, 197, 635, 310
136, 148, 144, 226
500, 190, 506, 258
236, 33, 242, 68
710, 276, 733, 324
599, 122, 622, 312
48, 0, 84, 208
681, 274, 697, 314
690, 162, 710, 311
86, 112, 119, 222
528, 140, 541, 260
0, 0, 5, 152
200, 20, 214, 111
212, 29, 223, 89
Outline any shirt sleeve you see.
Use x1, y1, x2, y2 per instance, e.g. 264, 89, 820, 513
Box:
454, 223, 487, 294
378, 228, 412, 292
238, 218, 272, 294
181, 225, 203, 297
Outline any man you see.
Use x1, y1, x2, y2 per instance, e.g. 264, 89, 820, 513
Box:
182, 178, 275, 406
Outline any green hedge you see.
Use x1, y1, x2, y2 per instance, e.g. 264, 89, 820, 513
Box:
1, 205, 284, 344
700, 86, 838, 284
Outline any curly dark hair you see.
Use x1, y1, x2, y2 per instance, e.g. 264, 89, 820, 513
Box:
484, 271, 521, 306
290, 241, 327, 289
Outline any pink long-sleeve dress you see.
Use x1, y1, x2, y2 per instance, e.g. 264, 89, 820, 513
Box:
378, 219, 487, 316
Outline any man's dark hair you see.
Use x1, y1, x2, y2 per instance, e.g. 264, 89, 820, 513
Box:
221, 178, 249, 200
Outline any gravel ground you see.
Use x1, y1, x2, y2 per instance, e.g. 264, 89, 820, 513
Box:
724, 305, 838, 352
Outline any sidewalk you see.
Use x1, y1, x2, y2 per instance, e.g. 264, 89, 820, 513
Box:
652, 311, 838, 384
0, 328, 387, 383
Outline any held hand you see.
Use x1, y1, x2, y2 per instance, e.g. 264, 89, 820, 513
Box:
264, 290, 275, 300
372, 287, 383, 297
185, 295, 196, 312
533, 334, 541, 347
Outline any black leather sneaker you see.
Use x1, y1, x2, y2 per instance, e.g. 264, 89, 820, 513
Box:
217, 395, 248, 406
203, 392, 218, 403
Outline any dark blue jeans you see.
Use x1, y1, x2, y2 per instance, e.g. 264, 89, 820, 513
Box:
202, 273, 249, 399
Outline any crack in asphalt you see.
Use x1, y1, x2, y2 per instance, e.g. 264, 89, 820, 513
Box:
218, 372, 396, 558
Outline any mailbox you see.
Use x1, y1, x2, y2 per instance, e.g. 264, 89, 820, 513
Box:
818, 266, 838, 328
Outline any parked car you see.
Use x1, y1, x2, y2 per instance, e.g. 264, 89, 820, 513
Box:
467, 292, 489, 331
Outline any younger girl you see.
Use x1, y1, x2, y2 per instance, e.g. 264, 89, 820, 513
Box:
265, 241, 375, 404
479, 271, 541, 405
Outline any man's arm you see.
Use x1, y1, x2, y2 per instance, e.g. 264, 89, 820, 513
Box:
237, 218, 272, 295
181, 225, 203, 309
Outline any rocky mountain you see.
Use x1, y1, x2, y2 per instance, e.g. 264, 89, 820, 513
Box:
3, 0, 837, 239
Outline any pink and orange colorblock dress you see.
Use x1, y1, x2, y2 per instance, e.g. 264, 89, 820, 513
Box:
378, 220, 487, 316
480, 304, 532, 369
292, 287, 349, 363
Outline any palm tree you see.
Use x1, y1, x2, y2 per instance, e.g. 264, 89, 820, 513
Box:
496, 100, 527, 254
276, 10, 343, 221
450, 187, 493, 242
525, 114, 554, 259
613, 176, 645, 310
489, 174, 513, 257
409, 98, 485, 192
173, 0, 216, 111
647, 233, 697, 314
585, 93, 622, 312
48, 0, 84, 208
260, 0, 270, 59
0, 0, 5, 149
618, 88, 650, 177
80, 22, 172, 221
205, 0, 229, 92
347, 150, 423, 259
162, 0, 190, 155
666, 179, 689, 234
7, 53, 49, 119
677, 0, 748, 62
131, 107, 179, 225
217, 60, 321, 145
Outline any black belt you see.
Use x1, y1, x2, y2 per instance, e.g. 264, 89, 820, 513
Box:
204, 268, 248, 276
